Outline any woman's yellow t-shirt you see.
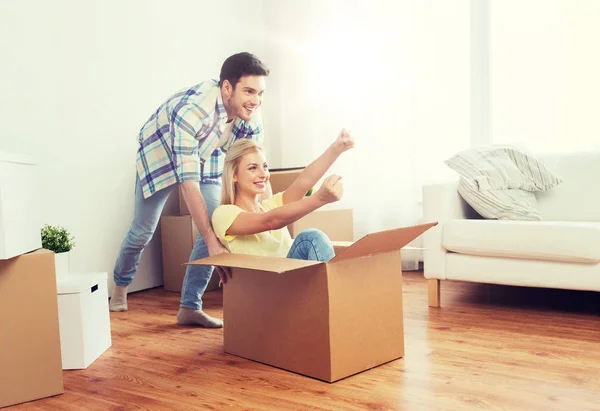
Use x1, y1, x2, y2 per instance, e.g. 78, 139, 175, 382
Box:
211, 192, 294, 257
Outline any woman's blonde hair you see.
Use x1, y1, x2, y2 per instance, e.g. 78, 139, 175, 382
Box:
221, 139, 263, 205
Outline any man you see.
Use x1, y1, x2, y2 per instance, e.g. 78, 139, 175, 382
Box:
109, 52, 270, 328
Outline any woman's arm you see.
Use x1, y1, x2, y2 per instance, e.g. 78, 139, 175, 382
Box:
226, 175, 343, 236
282, 129, 354, 205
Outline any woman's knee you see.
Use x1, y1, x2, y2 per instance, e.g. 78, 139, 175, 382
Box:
295, 229, 331, 245
295, 229, 334, 256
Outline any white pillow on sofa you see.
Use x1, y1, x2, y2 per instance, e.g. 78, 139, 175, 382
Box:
446, 145, 563, 221
457, 177, 542, 220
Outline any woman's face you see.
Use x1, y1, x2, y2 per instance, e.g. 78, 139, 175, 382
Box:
234, 150, 270, 196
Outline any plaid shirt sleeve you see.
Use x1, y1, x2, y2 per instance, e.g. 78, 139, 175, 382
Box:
171, 104, 213, 182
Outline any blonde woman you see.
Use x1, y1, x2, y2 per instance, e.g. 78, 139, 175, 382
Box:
211, 129, 354, 273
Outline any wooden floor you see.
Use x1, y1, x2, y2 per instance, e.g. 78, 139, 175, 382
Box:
9, 272, 600, 411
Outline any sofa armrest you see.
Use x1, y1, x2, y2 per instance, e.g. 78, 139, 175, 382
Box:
422, 181, 478, 280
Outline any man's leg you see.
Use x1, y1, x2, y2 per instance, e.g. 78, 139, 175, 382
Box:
110, 176, 173, 311
177, 181, 223, 327
287, 229, 335, 262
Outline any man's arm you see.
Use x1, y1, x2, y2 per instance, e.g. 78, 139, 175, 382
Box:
172, 105, 214, 182
180, 180, 231, 282
170, 95, 232, 281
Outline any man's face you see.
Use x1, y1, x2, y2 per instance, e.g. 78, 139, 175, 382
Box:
223, 75, 266, 121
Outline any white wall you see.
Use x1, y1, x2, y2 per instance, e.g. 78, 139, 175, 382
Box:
10, 0, 586, 283
489, 0, 600, 154
0, 0, 266, 293
262, 0, 471, 239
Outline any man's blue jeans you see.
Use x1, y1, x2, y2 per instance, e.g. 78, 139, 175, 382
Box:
113, 177, 221, 310
287, 229, 335, 262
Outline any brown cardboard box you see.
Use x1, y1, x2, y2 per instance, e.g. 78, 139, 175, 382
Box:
269, 167, 304, 195
161, 215, 220, 293
187, 222, 437, 382
0, 249, 64, 408
288, 208, 354, 241
331, 240, 353, 254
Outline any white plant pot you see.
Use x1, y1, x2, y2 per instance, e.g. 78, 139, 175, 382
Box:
54, 251, 70, 282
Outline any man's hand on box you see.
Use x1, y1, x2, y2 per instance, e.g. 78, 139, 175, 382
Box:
207, 241, 232, 284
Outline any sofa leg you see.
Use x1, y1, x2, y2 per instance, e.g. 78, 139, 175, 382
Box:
428, 279, 440, 308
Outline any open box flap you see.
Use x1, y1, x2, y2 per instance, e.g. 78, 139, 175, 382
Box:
330, 222, 438, 262
186, 253, 324, 274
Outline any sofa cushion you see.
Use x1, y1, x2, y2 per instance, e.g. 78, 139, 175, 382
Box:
457, 177, 541, 221
443, 219, 600, 263
445, 146, 563, 220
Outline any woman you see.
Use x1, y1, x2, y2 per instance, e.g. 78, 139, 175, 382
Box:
211, 129, 355, 264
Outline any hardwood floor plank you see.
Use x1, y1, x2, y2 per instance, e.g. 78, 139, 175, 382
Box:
6, 273, 600, 411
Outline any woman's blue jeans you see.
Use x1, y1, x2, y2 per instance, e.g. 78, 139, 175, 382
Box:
286, 229, 335, 262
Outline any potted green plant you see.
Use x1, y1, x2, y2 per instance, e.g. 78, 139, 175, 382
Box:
41, 224, 75, 281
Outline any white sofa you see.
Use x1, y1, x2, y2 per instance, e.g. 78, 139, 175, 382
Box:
422, 148, 600, 307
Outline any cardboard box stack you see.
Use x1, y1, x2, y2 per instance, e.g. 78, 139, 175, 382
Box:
188, 222, 437, 382
0, 153, 64, 408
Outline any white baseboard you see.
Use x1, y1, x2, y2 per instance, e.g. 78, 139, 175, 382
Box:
402, 248, 423, 271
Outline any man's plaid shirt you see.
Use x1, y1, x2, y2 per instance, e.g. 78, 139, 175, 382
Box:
135, 79, 264, 199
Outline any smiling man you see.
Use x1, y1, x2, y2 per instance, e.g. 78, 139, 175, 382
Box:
110, 52, 270, 328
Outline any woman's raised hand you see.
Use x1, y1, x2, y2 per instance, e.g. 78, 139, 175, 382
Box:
331, 128, 355, 154
315, 174, 344, 204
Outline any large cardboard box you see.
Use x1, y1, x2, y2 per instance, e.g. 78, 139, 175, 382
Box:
0, 152, 42, 260
0, 249, 64, 408
332, 241, 423, 270
57, 272, 112, 369
268, 167, 304, 195
161, 215, 220, 293
288, 208, 354, 241
188, 222, 437, 382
